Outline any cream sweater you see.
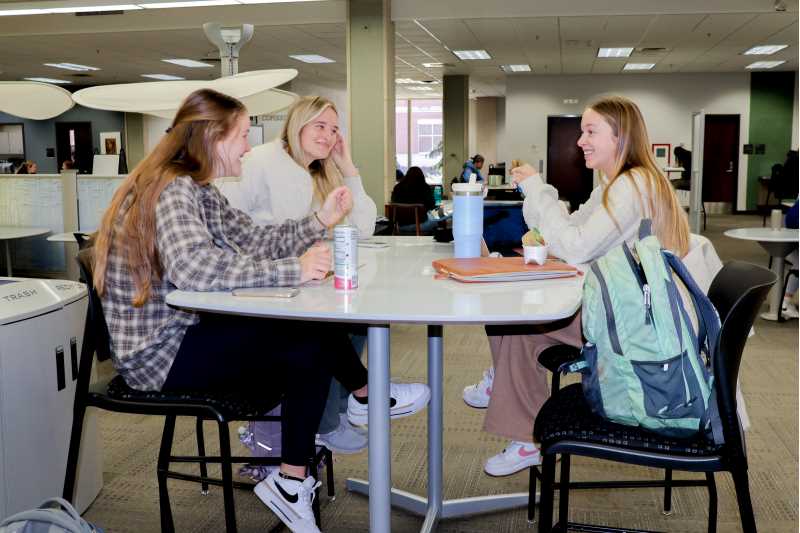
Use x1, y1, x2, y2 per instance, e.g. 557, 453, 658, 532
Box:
221, 139, 377, 236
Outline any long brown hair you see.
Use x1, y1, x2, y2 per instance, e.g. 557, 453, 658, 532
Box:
93, 88, 246, 305
588, 95, 689, 256
281, 95, 344, 205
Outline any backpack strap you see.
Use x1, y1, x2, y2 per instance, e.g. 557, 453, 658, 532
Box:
0, 510, 84, 533
638, 219, 653, 240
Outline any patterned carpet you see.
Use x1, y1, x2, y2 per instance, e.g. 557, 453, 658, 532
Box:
81, 214, 798, 532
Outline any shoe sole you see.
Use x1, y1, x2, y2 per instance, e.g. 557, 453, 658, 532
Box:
254, 480, 317, 533
314, 439, 368, 455
462, 396, 489, 409
483, 457, 543, 477
347, 387, 432, 426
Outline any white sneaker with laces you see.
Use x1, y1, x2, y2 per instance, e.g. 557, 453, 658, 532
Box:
462, 366, 494, 408
255, 470, 321, 533
484, 441, 542, 476
346, 382, 431, 426
782, 299, 799, 319
315, 413, 368, 454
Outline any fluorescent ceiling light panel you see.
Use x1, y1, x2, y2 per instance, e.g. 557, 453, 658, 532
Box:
597, 47, 634, 58
407, 86, 433, 91
500, 64, 531, 72
44, 4, 140, 12
745, 60, 786, 69
422, 62, 444, 68
396, 78, 417, 84
24, 77, 71, 84
141, 73, 185, 80
44, 62, 100, 71
743, 45, 788, 55
453, 50, 491, 60
623, 63, 655, 70
140, 0, 237, 8
162, 58, 214, 68
0, 9, 44, 15
289, 54, 335, 64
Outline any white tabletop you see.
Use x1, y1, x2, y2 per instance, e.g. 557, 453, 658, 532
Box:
47, 231, 91, 243
723, 227, 799, 243
166, 236, 583, 325
0, 226, 50, 240
782, 199, 795, 208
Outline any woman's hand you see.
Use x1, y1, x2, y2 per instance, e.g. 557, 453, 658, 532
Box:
318, 186, 353, 227
299, 242, 331, 283
510, 163, 539, 187
331, 133, 359, 178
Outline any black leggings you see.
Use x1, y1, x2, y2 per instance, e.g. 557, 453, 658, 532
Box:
162, 313, 368, 467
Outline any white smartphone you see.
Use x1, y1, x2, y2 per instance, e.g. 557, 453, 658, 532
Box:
232, 287, 300, 298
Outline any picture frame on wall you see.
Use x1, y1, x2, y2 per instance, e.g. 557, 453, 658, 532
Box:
99, 131, 121, 155
652, 143, 671, 169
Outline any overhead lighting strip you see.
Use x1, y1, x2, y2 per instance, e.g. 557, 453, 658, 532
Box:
0, 0, 315, 16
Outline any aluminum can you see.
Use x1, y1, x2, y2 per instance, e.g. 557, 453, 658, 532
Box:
334, 224, 359, 290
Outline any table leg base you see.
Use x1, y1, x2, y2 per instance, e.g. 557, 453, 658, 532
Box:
346, 477, 536, 530
760, 311, 782, 322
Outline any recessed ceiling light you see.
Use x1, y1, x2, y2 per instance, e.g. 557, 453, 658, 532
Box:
289, 54, 335, 64
24, 77, 71, 84
623, 63, 655, 71
743, 45, 788, 55
140, 0, 237, 8
597, 47, 634, 58
453, 50, 491, 60
43, 4, 140, 12
44, 62, 100, 71
745, 60, 786, 69
162, 58, 214, 68
500, 64, 531, 72
141, 74, 185, 80
407, 86, 434, 91
396, 78, 417, 84
422, 62, 444, 68
0, 9, 45, 16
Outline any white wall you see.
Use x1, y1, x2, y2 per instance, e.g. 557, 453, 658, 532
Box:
501, 73, 752, 210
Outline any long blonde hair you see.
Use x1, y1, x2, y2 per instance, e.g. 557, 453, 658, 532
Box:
588, 95, 689, 256
93, 89, 247, 306
281, 95, 344, 205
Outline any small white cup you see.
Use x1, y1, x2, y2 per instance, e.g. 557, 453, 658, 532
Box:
523, 244, 548, 265
770, 208, 783, 230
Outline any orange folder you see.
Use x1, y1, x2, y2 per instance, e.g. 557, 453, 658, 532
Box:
432, 257, 578, 283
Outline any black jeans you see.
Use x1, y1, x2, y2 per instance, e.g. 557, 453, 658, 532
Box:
162, 313, 368, 467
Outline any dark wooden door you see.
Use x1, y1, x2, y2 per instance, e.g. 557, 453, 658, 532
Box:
55, 122, 93, 174
547, 116, 593, 211
702, 115, 739, 204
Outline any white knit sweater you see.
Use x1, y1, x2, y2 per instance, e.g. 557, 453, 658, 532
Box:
220, 139, 377, 236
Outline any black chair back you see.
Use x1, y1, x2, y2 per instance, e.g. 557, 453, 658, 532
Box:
707, 261, 775, 459
76, 247, 113, 363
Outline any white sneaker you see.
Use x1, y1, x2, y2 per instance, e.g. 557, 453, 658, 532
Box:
484, 441, 542, 477
315, 413, 368, 454
255, 471, 321, 533
462, 366, 494, 408
782, 299, 799, 319
346, 382, 431, 426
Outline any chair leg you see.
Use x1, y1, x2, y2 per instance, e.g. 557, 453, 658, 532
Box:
662, 468, 673, 515
706, 472, 717, 533
731, 468, 757, 533
196, 417, 209, 495
62, 392, 88, 503
217, 421, 238, 533
538, 454, 557, 533
551, 371, 561, 391
157, 415, 177, 533
528, 466, 539, 524
325, 448, 335, 499
309, 456, 322, 527
557, 454, 571, 532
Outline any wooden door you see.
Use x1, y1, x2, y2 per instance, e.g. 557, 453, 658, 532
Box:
702, 115, 739, 204
547, 116, 593, 211
55, 122, 93, 174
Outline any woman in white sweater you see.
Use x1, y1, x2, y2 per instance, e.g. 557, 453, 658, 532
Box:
463, 95, 694, 477
222, 95, 377, 456
228, 95, 376, 237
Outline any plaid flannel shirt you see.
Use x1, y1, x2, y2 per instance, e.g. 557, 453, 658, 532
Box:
102, 175, 326, 391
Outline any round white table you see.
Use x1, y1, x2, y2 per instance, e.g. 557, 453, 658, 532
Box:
724, 227, 799, 321
167, 236, 583, 532
47, 232, 89, 243
0, 226, 50, 276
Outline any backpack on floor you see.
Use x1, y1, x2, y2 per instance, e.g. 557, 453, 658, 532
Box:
570, 220, 724, 443
0, 498, 103, 533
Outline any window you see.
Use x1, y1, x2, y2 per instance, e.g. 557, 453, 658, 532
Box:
395, 98, 442, 184
416, 120, 442, 153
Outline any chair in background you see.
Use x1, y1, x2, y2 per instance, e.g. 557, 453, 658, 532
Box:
532, 261, 775, 533
63, 246, 333, 533
384, 202, 427, 235
757, 164, 788, 226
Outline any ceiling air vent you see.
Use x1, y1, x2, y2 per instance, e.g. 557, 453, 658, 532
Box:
70, 73, 93, 78
637, 47, 669, 55
75, 11, 124, 16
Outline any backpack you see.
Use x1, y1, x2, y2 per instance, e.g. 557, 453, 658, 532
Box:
570, 220, 724, 443
0, 498, 102, 533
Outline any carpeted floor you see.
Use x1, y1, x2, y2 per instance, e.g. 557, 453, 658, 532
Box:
81, 214, 798, 532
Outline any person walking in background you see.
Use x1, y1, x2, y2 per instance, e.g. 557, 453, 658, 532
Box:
461, 154, 485, 182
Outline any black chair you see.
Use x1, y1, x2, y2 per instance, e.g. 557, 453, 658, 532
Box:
757, 164, 788, 227
385, 202, 428, 235
533, 261, 776, 533
62, 246, 334, 532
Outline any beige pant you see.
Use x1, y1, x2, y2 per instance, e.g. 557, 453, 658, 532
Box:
483, 312, 584, 442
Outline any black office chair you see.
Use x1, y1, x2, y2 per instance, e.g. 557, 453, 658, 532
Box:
63, 246, 333, 532
532, 261, 775, 533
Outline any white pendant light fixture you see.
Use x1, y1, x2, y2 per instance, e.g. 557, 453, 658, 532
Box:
0, 81, 74, 119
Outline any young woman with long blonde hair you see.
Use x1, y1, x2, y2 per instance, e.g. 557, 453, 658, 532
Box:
464, 95, 705, 478
93, 89, 428, 533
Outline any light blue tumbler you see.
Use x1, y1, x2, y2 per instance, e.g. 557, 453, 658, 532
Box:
452, 182, 484, 258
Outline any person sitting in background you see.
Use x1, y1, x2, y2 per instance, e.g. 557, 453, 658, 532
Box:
396, 168, 405, 181
461, 154, 485, 182
15, 160, 37, 174
391, 166, 445, 233
61, 159, 75, 171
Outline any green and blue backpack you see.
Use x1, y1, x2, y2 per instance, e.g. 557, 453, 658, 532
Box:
568, 220, 723, 443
